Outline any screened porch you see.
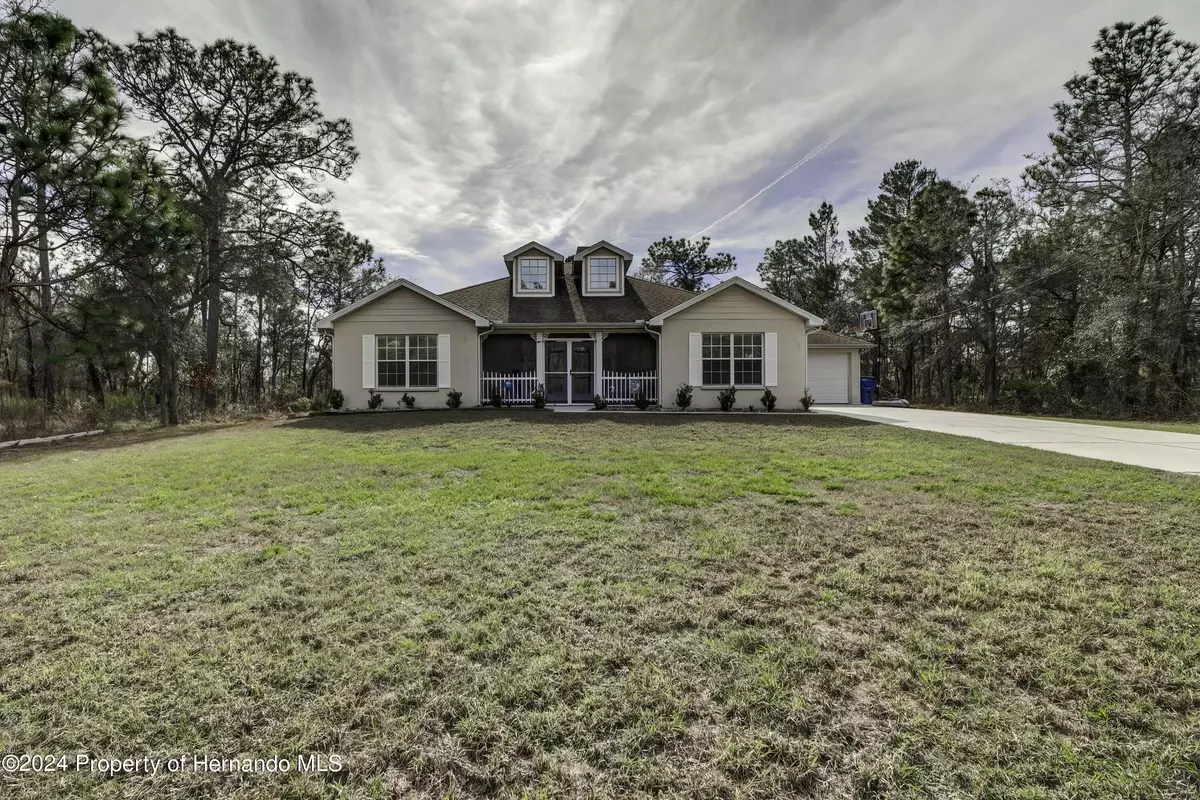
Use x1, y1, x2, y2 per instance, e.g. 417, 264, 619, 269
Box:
480, 332, 658, 405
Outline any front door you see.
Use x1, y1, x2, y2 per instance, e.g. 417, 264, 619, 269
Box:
571, 341, 594, 403
544, 339, 594, 404
545, 341, 568, 403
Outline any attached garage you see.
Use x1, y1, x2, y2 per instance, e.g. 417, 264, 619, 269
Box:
808, 351, 852, 403
806, 330, 875, 404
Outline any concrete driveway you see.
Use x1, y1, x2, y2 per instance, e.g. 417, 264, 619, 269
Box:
815, 405, 1200, 474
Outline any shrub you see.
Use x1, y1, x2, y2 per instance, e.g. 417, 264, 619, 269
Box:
489, 388, 503, 408
310, 395, 329, 413
270, 384, 304, 412
327, 388, 344, 410
445, 389, 462, 409
1, 392, 158, 440
1000, 378, 1054, 413
674, 382, 693, 409
288, 396, 312, 413
593, 394, 608, 410
367, 389, 384, 410
633, 388, 651, 410
401, 392, 416, 409
531, 383, 546, 409
801, 390, 815, 411
760, 388, 777, 412
717, 385, 737, 411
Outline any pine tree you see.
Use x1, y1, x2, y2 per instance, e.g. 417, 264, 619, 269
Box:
636, 236, 735, 292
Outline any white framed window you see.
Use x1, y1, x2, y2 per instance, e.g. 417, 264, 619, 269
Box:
702, 333, 763, 387
518, 257, 549, 292
588, 257, 618, 291
376, 334, 438, 388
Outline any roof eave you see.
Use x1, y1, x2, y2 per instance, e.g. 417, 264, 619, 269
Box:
574, 240, 634, 261
502, 241, 565, 262
809, 342, 876, 349
490, 321, 650, 330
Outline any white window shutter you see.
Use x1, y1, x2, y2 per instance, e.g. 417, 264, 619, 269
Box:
437, 333, 451, 388
362, 334, 376, 389
688, 333, 702, 385
764, 332, 778, 387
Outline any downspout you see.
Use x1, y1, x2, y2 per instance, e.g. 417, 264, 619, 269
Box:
804, 323, 809, 398
642, 321, 661, 406
478, 324, 493, 406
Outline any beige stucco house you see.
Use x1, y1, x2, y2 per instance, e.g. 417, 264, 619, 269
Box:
316, 240, 872, 409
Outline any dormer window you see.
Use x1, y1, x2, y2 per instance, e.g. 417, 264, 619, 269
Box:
577, 242, 630, 297
518, 257, 549, 292
588, 257, 618, 291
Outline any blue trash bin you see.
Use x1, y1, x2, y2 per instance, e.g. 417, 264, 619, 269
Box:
860, 377, 877, 405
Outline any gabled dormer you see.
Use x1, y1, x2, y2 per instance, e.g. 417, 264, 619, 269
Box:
571, 241, 633, 297
503, 241, 564, 298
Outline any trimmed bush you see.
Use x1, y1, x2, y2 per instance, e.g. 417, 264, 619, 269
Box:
717, 385, 737, 412
531, 384, 546, 409
489, 388, 503, 408
760, 388, 777, 412
633, 389, 651, 410
445, 389, 463, 409
401, 393, 417, 409
674, 382, 693, 409
327, 388, 344, 410
367, 390, 384, 410
593, 394, 608, 410
801, 390, 815, 411
288, 396, 312, 413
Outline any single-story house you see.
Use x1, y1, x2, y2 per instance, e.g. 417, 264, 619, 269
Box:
315, 240, 873, 409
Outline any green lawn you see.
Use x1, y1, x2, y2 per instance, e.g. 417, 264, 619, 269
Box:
1, 413, 1198, 799
1031, 416, 1200, 436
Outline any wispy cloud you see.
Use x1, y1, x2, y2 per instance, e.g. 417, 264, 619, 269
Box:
61, 0, 1200, 290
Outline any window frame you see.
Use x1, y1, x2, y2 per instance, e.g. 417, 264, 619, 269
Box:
586, 255, 620, 294
516, 256, 551, 294
701, 332, 764, 389
376, 334, 439, 389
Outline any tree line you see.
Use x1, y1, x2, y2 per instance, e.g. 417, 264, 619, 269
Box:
3, 7, 1195, 429
0, 0, 384, 428
639, 17, 1199, 417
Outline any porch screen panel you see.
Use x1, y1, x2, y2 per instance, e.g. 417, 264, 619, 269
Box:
481, 336, 536, 373
601, 334, 656, 372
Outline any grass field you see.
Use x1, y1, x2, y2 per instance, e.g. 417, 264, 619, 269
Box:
1, 412, 1198, 799
1029, 416, 1200, 436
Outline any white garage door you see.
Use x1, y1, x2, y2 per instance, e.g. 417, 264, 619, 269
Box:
808, 352, 850, 403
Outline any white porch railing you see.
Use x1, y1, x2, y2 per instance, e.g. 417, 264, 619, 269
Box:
480, 371, 538, 404
602, 371, 658, 404
480, 370, 659, 405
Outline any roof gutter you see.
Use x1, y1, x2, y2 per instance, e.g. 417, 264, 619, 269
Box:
489, 321, 654, 331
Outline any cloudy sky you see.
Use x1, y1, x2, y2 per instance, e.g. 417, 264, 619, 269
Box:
58, 0, 1200, 292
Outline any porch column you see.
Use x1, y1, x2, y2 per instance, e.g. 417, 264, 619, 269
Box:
532, 333, 545, 386
595, 332, 607, 399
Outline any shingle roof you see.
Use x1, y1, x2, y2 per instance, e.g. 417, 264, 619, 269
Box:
808, 330, 875, 347
440, 275, 697, 325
